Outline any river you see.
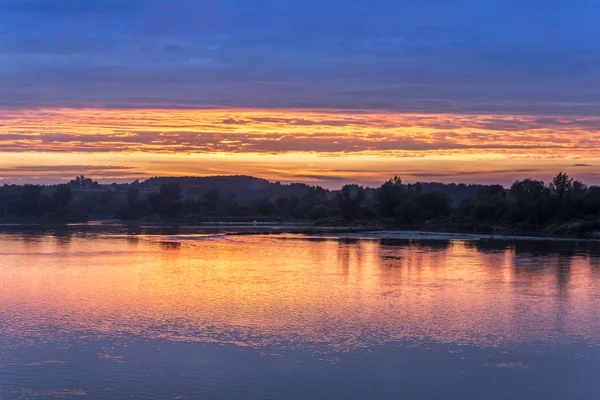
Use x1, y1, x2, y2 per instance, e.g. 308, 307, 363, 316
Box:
1, 227, 599, 399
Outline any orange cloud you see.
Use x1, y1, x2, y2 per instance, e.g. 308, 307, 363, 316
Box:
2, 108, 599, 155
0, 108, 598, 186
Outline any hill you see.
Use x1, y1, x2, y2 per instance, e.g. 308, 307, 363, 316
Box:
137, 175, 313, 200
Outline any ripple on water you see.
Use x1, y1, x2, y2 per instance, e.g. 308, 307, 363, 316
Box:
1, 233, 600, 355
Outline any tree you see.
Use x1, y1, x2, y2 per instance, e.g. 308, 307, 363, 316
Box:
510, 179, 549, 224
147, 192, 163, 215
99, 190, 114, 206
376, 176, 405, 218
583, 186, 600, 216
127, 188, 139, 206
566, 179, 588, 219
53, 184, 72, 209
69, 175, 99, 189
255, 198, 275, 216
478, 185, 506, 199
6, 171, 600, 229
303, 186, 328, 206
415, 191, 452, 220
307, 204, 329, 220
292, 201, 312, 219
18, 185, 43, 218
549, 173, 586, 220
115, 187, 146, 221
337, 184, 366, 219
461, 185, 509, 223
160, 183, 182, 203
550, 172, 573, 200
274, 196, 292, 217
202, 189, 220, 205
159, 183, 182, 218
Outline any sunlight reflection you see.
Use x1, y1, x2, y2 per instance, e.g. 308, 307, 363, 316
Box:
1, 233, 600, 352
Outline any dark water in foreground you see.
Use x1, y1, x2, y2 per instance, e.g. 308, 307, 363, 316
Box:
1, 227, 600, 399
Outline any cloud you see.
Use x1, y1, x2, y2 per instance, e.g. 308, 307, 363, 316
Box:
407, 169, 541, 178
2, 109, 600, 158
0, 165, 134, 172
1, 1, 600, 113
222, 118, 247, 125
0, 164, 144, 184
292, 174, 349, 182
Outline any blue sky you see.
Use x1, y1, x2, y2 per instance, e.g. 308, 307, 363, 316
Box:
2, 0, 600, 114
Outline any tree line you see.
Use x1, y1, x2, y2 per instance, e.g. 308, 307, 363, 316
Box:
1, 173, 600, 235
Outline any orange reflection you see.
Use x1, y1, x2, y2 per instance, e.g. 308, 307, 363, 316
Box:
1, 234, 600, 351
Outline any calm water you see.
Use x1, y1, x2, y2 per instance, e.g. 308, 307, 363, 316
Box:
1, 227, 600, 399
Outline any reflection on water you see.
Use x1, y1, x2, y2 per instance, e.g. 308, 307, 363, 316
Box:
1, 229, 600, 399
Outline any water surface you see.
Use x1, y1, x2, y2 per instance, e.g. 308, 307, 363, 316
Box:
1, 228, 600, 399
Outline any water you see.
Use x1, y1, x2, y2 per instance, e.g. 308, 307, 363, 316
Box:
1, 227, 600, 399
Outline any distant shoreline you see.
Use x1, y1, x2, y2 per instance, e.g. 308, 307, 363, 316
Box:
4, 173, 600, 240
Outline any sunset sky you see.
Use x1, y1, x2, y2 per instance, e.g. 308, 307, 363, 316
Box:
1, 0, 599, 188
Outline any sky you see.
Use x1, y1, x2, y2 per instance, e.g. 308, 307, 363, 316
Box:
1, 0, 599, 188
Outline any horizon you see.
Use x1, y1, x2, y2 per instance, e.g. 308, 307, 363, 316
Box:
2, 1, 600, 186
0, 171, 591, 191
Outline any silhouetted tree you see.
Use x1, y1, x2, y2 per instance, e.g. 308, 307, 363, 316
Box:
293, 200, 312, 219
69, 175, 99, 189
307, 204, 329, 220
147, 192, 163, 215
53, 185, 72, 209
550, 172, 573, 200
510, 179, 549, 224
583, 186, 600, 216
158, 183, 182, 218
18, 185, 43, 218
376, 176, 405, 218
3, 173, 600, 232
303, 186, 328, 206
337, 184, 366, 219
460, 184, 509, 223
415, 191, 452, 220
255, 198, 275, 216
127, 188, 139, 205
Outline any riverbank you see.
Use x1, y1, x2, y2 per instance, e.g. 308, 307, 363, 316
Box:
2, 218, 600, 242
